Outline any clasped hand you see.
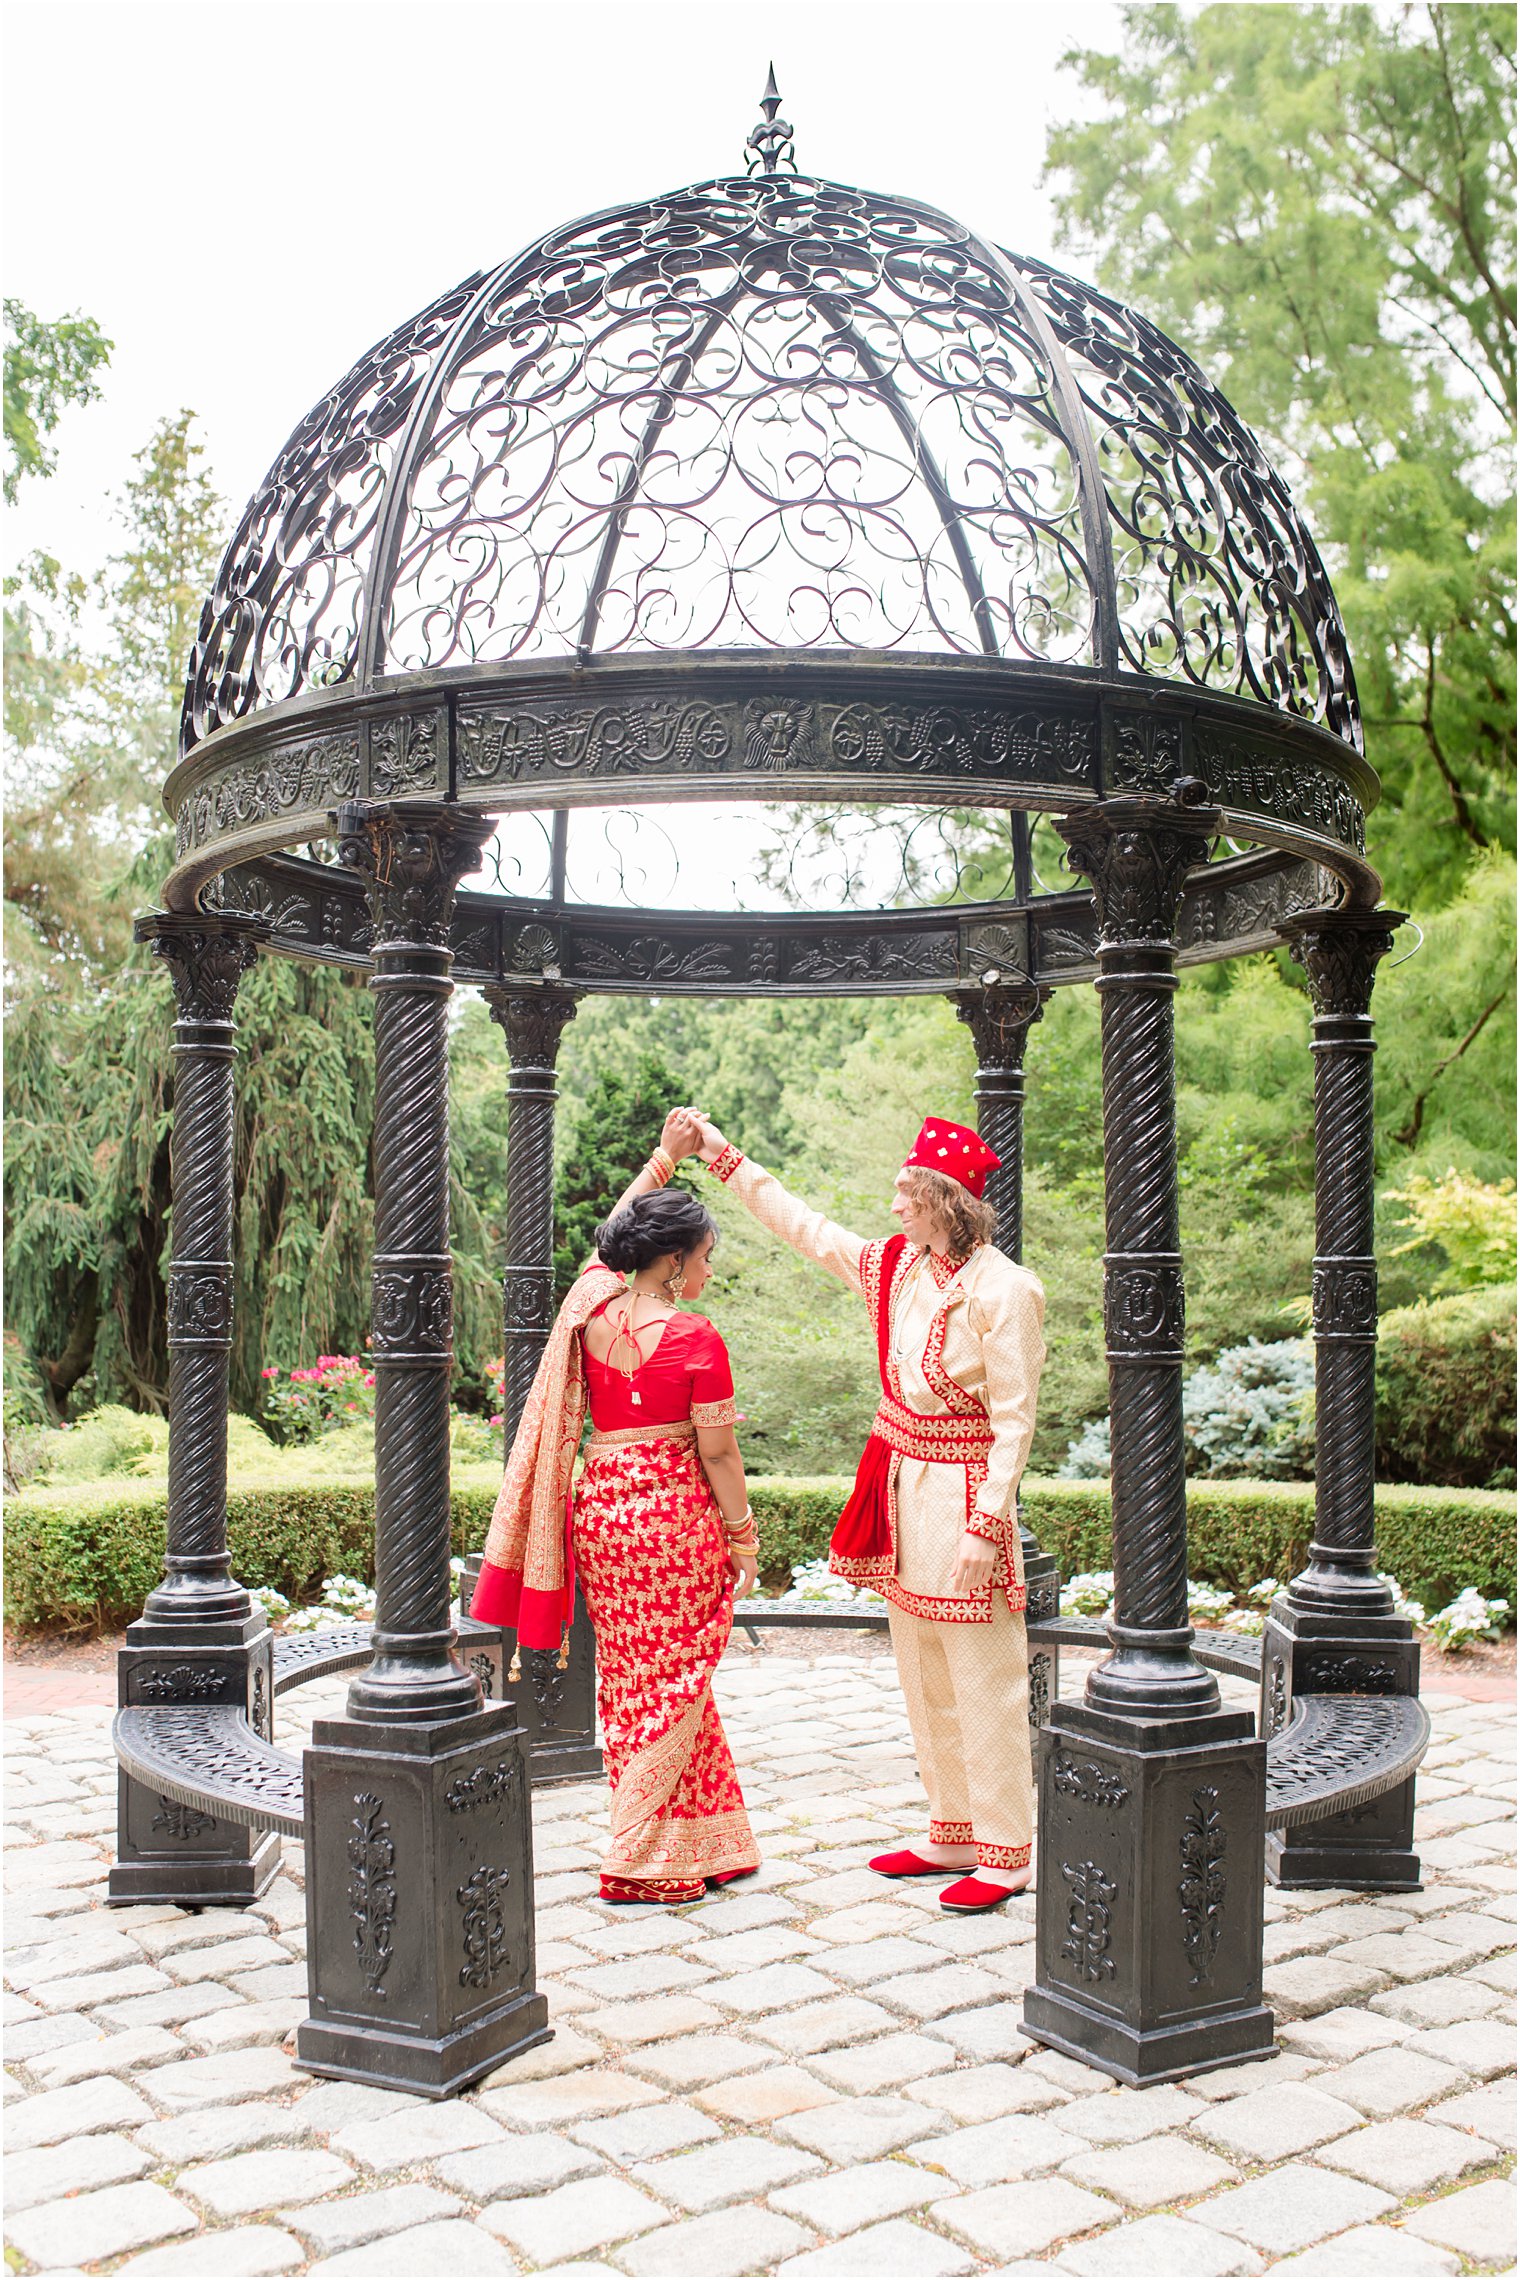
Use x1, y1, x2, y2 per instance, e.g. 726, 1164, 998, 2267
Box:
661, 1106, 722, 1162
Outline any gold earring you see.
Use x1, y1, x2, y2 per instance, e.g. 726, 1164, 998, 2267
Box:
665, 1266, 687, 1302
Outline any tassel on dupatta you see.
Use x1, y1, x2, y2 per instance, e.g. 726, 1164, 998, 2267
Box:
471, 1266, 624, 1651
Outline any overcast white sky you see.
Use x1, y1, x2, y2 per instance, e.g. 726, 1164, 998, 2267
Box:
5, 0, 1125, 908
5, 0, 1123, 586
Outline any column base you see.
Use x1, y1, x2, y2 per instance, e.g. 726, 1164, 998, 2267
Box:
1023, 1699, 1271, 2087
1022, 1984, 1276, 2088
110, 1613, 279, 1908
297, 1701, 545, 2100
108, 1826, 281, 1910
297, 1988, 550, 2101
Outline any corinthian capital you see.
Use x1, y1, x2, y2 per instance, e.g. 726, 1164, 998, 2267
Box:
1283, 909, 1404, 1019
134, 910, 269, 1021
1056, 795, 1220, 949
334, 801, 493, 949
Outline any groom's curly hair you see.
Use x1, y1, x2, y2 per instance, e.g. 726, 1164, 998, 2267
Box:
902, 1166, 998, 1257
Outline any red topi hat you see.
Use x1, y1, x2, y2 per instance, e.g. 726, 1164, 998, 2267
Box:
902, 1117, 1001, 1200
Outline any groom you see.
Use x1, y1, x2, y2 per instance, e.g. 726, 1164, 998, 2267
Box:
668, 1108, 1046, 1913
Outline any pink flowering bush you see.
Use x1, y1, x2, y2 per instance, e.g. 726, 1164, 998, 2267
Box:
261, 1353, 377, 1444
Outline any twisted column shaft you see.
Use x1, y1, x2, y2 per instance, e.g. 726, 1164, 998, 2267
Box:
955, 986, 1046, 1264
337, 801, 493, 1724
1284, 911, 1403, 1617
486, 991, 578, 1443
137, 913, 267, 1625
1058, 798, 1221, 1720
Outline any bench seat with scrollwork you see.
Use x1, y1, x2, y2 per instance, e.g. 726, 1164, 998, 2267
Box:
116, 1612, 1426, 1845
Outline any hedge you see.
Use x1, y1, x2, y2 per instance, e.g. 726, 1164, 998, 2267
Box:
6, 1464, 1514, 1635
1376, 1283, 1517, 1490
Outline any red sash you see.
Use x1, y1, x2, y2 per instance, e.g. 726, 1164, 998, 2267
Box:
827, 1237, 993, 1586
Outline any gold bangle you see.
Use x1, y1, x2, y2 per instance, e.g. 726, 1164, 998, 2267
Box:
723, 1506, 756, 1537
647, 1147, 674, 1186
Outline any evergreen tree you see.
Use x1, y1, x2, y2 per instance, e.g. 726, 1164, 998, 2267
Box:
552, 1049, 687, 1297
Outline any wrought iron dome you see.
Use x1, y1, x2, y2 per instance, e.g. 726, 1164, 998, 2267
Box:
167, 83, 1383, 963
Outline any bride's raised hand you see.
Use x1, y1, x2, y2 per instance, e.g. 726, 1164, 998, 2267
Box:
660, 1106, 707, 1161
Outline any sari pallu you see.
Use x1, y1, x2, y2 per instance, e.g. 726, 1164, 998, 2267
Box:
574, 1423, 759, 1885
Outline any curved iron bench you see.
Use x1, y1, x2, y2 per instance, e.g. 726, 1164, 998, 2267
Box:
117, 1610, 1426, 1845
271, 1622, 377, 1695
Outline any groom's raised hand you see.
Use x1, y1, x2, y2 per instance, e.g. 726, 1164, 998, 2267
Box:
660, 1106, 709, 1162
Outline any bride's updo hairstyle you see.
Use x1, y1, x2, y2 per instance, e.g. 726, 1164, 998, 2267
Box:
596, 1188, 718, 1275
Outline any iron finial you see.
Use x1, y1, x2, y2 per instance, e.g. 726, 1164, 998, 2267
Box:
745, 62, 797, 176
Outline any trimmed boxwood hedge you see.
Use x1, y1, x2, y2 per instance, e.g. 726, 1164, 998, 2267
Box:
5, 1464, 1513, 1635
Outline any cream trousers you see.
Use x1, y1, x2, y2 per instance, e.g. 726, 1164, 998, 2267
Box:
888, 1587, 1034, 1871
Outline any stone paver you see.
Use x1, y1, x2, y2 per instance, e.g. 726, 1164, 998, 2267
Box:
4, 2178, 198, 2268
1057, 2213, 1265, 2275
306, 2217, 517, 2274
1265, 2227, 1459, 2276
181, 2147, 357, 2217
1057, 2132, 1239, 2209
773, 2159, 947, 2235
933, 2177, 1120, 2260
1191, 2081, 1365, 2162
773, 2217, 978, 2274
280, 2185, 463, 2252
118, 2226, 307, 2275
480, 2173, 669, 2260
1400, 2176, 1516, 2263
1315, 2113, 1499, 2191
1198, 2164, 1396, 2256
615, 2204, 814, 2275
2, 1652, 1512, 2279
1311, 2045, 1468, 2117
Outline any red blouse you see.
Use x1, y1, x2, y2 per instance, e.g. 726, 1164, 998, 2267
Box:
583, 1296, 737, 1431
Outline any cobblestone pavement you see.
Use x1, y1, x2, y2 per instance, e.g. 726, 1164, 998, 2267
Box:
4, 1647, 1514, 2279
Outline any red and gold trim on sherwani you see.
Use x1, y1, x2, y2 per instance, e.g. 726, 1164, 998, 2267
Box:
978, 1840, 1033, 1871
831, 1240, 1025, 1624
930, 1819, 975, 1847
707, 1144, 745, 1185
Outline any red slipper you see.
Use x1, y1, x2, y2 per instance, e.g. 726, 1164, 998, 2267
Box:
940, 1873, 1022, 1913
869, 1848, 966, 1878
706, 1867, 760, 1888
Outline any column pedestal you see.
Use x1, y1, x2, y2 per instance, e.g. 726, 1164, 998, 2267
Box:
1025, 1701, 1270, 2083
298, 1704, 548, 2097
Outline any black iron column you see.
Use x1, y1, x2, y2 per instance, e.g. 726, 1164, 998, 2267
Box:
462, 988, 600, 1784
111, 911, 278, 1907
956, 984, 1061, 1735
297, 802, 547, 2097
1024, 797, 1273, 2085
1262, 908, 1419, 1888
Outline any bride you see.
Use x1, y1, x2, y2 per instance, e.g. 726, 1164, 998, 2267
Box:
472, 1114, 760, 1905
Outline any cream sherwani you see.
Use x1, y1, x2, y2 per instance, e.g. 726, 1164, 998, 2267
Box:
712, 1151, 1046, 1871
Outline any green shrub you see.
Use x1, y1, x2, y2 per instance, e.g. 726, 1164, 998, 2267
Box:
8, 1464, 1511, 1637
1375, 1284, 1516, 1490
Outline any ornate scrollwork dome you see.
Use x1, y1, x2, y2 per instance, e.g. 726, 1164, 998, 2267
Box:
182, 168, 1359, 760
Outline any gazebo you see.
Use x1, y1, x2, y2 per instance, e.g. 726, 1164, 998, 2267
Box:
109, 82, 1426, 2097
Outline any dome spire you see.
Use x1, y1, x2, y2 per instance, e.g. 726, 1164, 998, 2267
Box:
745, 63, 796, 176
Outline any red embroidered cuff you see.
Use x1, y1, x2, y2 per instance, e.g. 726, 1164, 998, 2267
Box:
706, 1144, 744, 1184
965, 1509, 1001, 1543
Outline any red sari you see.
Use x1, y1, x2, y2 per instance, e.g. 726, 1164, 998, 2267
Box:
573, 1303, 759, 1890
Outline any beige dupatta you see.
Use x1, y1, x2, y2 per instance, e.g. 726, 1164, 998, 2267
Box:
474, 1266, 623, 1650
